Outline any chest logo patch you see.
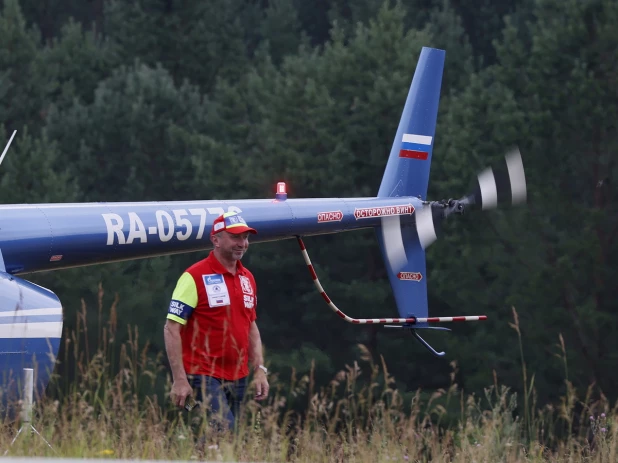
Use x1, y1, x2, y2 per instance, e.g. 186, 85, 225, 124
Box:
239, 275, 253, 295
203, 274, 230, 308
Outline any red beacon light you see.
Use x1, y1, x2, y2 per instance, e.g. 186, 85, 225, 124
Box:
275, 182, 288, 201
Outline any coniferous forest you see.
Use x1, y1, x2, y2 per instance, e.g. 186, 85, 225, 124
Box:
1, 0, 618, 457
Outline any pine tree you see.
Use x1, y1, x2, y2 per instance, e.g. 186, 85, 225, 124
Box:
425, 0, 618, 400
0, 127, 79, 203
104, 0, 260, 91
0, 0, 43, 131
44, 61, 214, 202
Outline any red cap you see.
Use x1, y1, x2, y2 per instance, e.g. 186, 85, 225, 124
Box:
211, 212, 257, 236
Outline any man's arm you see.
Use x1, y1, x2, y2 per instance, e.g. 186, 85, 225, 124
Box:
165, 272, 198, 407
248, 321, 269, 401
164, 319, 192, 407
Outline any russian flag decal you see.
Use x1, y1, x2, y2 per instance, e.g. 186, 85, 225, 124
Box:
399, 133, 431, 160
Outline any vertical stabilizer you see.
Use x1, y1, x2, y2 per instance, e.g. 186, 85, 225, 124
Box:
375, 47, 445, 321
377, 48, 444, 200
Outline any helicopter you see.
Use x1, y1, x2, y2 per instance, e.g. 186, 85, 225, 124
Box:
0, 46, 526, 400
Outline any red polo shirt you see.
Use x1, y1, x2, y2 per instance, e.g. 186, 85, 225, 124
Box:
167, 251, 257, 380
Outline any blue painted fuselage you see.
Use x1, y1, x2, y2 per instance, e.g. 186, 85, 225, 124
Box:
0, 196, 422, 275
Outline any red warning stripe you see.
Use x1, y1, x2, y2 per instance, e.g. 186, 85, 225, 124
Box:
399, 149, 428, 160
297, 236, 487, 325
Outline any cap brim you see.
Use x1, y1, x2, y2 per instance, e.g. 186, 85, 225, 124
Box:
226, 226, 257, 235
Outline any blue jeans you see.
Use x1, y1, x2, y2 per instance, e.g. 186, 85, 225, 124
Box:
188, 375, 247, 432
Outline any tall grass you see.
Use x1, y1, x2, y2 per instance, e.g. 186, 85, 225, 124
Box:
0, 293, 616, 462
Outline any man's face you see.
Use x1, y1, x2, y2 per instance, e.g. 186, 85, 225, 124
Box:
213, 231, 250, 261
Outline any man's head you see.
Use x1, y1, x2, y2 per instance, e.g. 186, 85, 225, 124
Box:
210, 212, 257, 262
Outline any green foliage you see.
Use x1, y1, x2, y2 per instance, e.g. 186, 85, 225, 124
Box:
34, 18, 114, 108
2, 0, 618, 424
449, 0, 528, 65
0, 127, 79, 203
0, 0, 112, 131
259, 0, 305, 65
419, 0, 618, 403
15, 0, 100, 40
2, 322, 617, 462
489, 0, 618, 398
45, 61, 213, 201
0, 0, 42, 130
104, 0, 260, 90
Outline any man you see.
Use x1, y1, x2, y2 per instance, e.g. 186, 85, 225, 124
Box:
164, 211, 269, 432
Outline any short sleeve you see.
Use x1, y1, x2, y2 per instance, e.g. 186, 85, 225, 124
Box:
166, 272, 198, 325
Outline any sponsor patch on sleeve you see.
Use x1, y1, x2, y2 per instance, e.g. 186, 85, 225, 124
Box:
167, 272, 198, 324
243, 294, 255, 309
167, 299, 194, 324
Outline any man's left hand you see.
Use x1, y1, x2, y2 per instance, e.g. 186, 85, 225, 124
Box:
254, 370, 269, 401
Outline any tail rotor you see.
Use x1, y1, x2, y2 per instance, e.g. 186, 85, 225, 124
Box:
416, 147, 527, 249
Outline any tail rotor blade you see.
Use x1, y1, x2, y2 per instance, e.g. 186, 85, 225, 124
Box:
416, 147, 527, 249
475, 166, 498, 210
470, 147, 527, 210
505, 148, 527, 204
416, 203, 443, 250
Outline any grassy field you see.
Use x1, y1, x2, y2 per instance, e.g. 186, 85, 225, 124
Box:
0, 300, 615, 462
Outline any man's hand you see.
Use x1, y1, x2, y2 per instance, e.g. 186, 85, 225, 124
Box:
254, 370, 269, 401
170, 377, 193, 407
164, 320, 192, 408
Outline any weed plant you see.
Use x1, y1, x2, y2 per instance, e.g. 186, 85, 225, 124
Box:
0, 288, 615, 462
